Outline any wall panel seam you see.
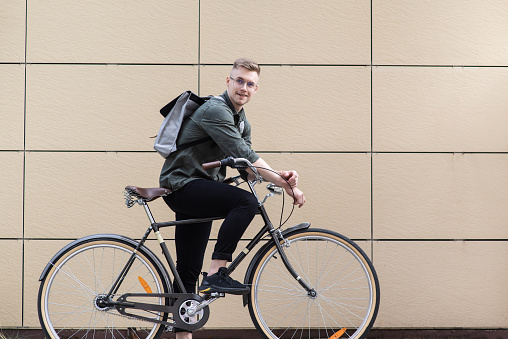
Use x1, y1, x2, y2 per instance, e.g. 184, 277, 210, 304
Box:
372, 239, 508, 242
22, 0, 28, 328
19, 238, 508, 242
370, 0, 374, 261
13, 63, 508, 68
197, 0, 201, 96
11, 151, 508, 154
18, 63, 373, 67
373, 65, 508, 68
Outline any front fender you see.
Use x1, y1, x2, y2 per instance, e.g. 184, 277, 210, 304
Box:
242, 223, 310, 306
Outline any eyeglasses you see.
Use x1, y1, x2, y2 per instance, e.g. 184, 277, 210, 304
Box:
229, 77, 258, 91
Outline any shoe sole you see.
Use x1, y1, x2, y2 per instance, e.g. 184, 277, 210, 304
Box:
199, 286, 250, 296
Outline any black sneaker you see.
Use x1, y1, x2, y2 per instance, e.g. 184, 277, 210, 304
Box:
198, 267, 250, 295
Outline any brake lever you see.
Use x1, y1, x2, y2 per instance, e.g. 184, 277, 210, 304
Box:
262, 183, 283, 204
267, 183, 283, 194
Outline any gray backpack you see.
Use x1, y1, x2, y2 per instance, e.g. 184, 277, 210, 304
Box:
154, 91, 224, 158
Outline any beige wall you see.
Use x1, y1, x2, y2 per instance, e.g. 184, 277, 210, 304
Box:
1, 0, 507, 330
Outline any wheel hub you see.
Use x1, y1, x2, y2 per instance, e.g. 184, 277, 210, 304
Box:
308, 289, 318, 299
94, 295, 111, 311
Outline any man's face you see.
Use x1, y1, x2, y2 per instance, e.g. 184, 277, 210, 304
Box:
226, 67, 259, 112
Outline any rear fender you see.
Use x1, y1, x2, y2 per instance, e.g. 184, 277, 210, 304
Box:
38, 233, 171, 290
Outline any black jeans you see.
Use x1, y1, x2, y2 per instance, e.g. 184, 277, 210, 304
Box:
162, 179, 258, 294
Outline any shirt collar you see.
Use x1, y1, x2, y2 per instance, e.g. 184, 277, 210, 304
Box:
220, 91, 243, 115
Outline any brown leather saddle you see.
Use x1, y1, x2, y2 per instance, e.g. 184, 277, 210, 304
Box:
124, 186, 172, 202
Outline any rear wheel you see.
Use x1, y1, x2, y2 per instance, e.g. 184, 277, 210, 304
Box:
247, 228, 379, 339
38, 237, 170, 339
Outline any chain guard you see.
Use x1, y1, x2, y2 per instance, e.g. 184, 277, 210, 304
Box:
115, 293, 210, 332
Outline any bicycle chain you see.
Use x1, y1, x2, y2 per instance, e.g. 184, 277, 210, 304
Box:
93, 295, 175, 331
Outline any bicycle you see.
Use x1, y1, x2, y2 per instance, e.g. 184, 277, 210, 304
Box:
37, 157, 380, 339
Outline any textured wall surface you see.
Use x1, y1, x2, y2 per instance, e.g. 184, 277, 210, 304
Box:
1, 0, 507, 330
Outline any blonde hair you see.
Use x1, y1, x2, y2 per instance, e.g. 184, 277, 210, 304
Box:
232, 58, 260, 75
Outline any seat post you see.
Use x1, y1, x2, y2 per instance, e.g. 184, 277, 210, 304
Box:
142, 201, 157, 225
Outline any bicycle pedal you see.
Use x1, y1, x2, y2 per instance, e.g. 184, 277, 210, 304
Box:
209, 292, 225, 298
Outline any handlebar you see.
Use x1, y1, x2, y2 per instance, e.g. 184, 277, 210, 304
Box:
202, 157, 261, 184
202, 157, 249, 170
201, 161, 221, 170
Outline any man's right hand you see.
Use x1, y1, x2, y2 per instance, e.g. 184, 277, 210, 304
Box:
278, 170, 299, 187
285, 186, 306, 208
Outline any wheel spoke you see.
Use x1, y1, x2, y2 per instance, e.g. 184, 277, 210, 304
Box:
249, 230, 379, 339
39, 239, 168, 339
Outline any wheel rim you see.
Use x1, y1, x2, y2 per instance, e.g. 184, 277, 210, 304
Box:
41, 242, 165, 339
252, 233, 377, 339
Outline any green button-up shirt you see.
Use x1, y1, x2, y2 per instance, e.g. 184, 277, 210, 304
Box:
159, 91, 260, 191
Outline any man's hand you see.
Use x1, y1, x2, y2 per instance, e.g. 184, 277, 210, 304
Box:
285, 186, 306, 208
251, 159, 305, 207
278, 170, 299, 187
278, 170, 304, 207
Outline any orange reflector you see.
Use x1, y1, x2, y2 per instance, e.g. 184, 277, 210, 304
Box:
329, 328, 347, 339
138, 276, 152, 293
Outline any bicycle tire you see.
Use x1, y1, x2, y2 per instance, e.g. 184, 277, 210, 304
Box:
38, 235, 171, 339
247, 228, 379, 339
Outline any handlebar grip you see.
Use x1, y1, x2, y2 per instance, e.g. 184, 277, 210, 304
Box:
202, 161, 222, 170
202, 157, 236, 170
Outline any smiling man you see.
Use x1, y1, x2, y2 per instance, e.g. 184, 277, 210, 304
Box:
226, 59, 259, 111
159, 58, 305, 338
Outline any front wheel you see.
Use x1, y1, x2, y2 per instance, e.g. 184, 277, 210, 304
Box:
38, 236, 171, 339
247, 228, 380, 339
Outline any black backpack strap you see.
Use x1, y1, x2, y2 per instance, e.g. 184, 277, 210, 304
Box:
175, 136, 213, 151
160, 92, 211, 117
173, 95, 223, 151
169, 95, 223, 152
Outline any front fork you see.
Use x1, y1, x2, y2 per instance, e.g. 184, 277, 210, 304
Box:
269, 227, 316, 297
246, 179, 316, 296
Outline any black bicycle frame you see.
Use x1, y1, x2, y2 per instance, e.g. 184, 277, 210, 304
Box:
107, 179, 313, 303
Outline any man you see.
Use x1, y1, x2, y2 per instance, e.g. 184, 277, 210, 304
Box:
160, 58, 305, 338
